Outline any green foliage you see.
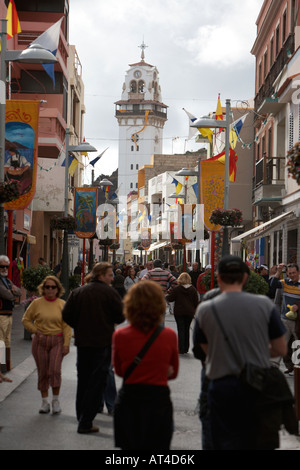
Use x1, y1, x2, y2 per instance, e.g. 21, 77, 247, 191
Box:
202, 272, 218, 290
243, 271, 269, 295
287, 141, 300, 184
202, 270, 269, 295
209, 208, 243, 227
22, 265, 54, 293
0, 180, 20, 203
69, 274, 81, 290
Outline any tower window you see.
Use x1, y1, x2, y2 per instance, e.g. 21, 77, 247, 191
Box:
131, 164, 133, 170
130, 81, 137, 92
138, 80, 145, 93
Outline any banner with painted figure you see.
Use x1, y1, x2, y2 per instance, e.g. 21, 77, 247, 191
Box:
141, 228, 151, 250
4, 100, 40, 210
199, 160, 225, 232
74, 187, 98, 238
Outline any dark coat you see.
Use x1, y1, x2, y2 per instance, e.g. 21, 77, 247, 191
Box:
190, 270, 202, 288
62, 279, 124, 348
166, 284, 199, 317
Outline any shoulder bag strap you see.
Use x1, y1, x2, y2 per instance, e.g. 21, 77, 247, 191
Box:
123, 325, 164, 382
211, 301, 243, 370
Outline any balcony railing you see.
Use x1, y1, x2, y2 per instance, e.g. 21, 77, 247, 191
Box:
255, 156, 285, 186
115, 109, 167, 119
254, 34, 295, 112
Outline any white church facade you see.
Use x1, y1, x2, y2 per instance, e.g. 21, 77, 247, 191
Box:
115, 43, 168, 200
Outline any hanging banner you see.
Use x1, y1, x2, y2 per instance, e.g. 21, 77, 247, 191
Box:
74, 187, 98, 238
199, 160, 224, 232
141, 228, 151, 250
4, 100, 40, 210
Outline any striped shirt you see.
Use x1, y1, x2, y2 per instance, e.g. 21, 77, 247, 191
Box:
142, 268, 177, 293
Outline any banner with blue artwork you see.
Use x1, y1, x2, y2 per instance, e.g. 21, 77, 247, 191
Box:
74, 187, 98, 238
4, 100, 40, 210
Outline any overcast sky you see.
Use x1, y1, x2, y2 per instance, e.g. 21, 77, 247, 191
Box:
69, 0, 264, 182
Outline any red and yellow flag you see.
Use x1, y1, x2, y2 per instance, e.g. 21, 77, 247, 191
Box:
208, 148, 238, 182
6, 0, 21, 39
215, 93, 223, 122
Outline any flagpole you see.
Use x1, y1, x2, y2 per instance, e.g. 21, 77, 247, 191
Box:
61, 127, 70, 298
222, 99, 231, 257
0, 19, 7, 255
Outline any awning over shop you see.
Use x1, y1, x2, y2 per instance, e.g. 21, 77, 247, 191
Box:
148, 241, 168, 252
231, 211, 295, 243
27, 234, 36, 244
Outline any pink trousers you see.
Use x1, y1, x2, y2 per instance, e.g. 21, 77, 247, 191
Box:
32, 333, 64, 392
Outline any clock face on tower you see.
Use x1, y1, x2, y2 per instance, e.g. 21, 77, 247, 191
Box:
134, 70, 142, 78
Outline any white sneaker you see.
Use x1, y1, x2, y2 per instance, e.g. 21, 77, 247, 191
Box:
52, 399, 61, 415
39, 402, 50, 414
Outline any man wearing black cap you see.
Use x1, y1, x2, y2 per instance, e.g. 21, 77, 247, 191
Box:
195, 255, 287, 450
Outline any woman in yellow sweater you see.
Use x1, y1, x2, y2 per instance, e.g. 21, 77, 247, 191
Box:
22, 276, 72, 415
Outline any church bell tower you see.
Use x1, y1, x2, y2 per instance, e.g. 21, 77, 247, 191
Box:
115, 42, 168, 200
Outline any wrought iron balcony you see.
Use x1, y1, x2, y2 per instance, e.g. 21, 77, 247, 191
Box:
253, 156, 285, 206
254, 34, 295, 112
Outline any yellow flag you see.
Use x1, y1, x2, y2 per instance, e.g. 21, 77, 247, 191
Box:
176, 182, 183, 194
69, 158, 79, 176
198, 127, 213, 143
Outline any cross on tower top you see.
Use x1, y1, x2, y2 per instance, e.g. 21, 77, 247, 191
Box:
138, 40, 148, 61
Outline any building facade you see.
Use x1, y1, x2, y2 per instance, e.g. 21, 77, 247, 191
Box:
232, 0, 300, 267
2, 1, 86, 273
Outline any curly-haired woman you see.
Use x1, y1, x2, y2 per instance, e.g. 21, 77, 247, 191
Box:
22, 275, 72, 415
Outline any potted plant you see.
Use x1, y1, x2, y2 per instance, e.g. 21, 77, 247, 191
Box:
0, 180, 20, 203
22, 264, 54, 296
50, 215, 77, 231
243, 271, 269, 295
202, 271, 218, 290
109, 243, 120, 251
209, 208, 243, 227
287, 142, 300, 184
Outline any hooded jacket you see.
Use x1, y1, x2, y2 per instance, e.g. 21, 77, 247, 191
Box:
166, 284, 199, 316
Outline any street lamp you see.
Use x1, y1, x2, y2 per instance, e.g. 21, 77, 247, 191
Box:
175, 166, 202, 265
0, 18, 58, 255
61, 129, 97, 297
99, 178, 114, 192
191, 99, 231, 256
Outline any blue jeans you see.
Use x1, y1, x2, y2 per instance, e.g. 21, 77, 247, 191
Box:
208, 376, 256, 450
99, 363, 117, 413
76, 345, 111, 430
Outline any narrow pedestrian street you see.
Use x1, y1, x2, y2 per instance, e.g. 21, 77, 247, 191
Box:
1, 306, 300, 451
0, 310, 202, 451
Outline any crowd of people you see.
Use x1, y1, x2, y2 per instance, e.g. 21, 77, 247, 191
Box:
0, 253, 299, 450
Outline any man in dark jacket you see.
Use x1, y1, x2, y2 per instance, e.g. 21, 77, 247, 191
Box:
190, 262, 203, 288
62, 262, 124, 434
0, 255, 22, 372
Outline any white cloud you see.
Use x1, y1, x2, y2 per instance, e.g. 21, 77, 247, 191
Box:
69, 0, 264, 176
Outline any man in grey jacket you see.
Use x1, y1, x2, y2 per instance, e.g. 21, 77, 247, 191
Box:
195, 255, 287, 450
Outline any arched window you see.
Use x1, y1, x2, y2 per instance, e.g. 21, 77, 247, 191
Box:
138, 80, 145, 93
130, 81, 137, 92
